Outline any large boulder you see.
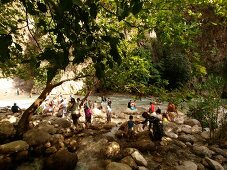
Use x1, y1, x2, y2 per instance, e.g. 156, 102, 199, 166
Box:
205, 157, 224, 170
184, 119, 201, 127
0, 121, 16, 141
200, 131, 210, 140
0, 140, 29, 154
131, 150, 148, 167
174, 161, 198, 170
37, 123, 57, 135
101, 141, 121, 159
51, 118, 71, 128
130, 139, 155, 152
192, 145, 215, 158
178, 134, 198, 143
43, 149, 78, 170
179, 125, 192, 134
23, 129, 52, 146
106, 162, 132, 170
120, 156, 138, 169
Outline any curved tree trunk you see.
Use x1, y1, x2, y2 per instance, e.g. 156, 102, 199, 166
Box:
222, 83, 227, 98
16, 84, 54, 137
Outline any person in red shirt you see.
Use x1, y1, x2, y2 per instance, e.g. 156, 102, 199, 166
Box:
149, 102, 155, 113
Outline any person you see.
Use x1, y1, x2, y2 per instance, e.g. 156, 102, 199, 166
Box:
107, 98, 112, 108
11, 103, 21, 113
166, 102, 178, 121
71, 98, 81, 128
149, 102, 155, 113
16, 88, 20, 95
127, 115, 135, 141
127, 100, 132, 108
84, 100, 92, 128
141, 112, 164, 141
130, 100, 136, 110
106, 105, 112, 123
156, 106, 161, 114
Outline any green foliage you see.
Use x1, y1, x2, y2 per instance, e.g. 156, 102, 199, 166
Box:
162, 53, 192, 89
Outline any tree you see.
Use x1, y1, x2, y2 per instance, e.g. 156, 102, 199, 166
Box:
0, 0, 145, 136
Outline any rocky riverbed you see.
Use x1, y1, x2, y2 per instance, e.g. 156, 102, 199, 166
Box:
0, 95, 227, 170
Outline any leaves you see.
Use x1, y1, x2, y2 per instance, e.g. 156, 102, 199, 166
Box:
37, 2, 47, 13
0, 34, 12, 62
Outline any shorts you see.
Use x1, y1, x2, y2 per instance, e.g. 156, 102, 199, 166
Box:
85, 116, 91, 123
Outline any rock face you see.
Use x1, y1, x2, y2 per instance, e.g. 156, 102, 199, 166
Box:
120, 156, 138, 169
184, 119, 201, 127
23, 129, 51, 146
192, 145, 214, 157
106, 162, 132, 170
43, 149, 78, 170
0, 140, 29, 154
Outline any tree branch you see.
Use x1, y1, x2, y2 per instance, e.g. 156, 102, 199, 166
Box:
51, 74, 93, 89
24, 3, 42, 51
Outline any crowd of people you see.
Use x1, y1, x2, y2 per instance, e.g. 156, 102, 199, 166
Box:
11, 95, 178, 141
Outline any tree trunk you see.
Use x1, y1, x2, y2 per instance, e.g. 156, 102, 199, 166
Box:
16, 84, 53, 137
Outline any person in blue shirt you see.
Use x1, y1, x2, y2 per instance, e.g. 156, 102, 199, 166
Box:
127, 115, 135, 141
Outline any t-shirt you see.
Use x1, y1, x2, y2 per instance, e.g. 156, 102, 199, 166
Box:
128, 120, 134, 130
11, 105, 19, 113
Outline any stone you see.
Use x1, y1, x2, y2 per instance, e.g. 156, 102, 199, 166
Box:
191, 125, 202, 134
45, 146, 57, 155
178, 134, 197, 143
184, 119, 201, 127
102, 141, 121, 159
0, 140, 29, 154
14, 150, 29, 161
201, 131, 210, 140
192, 145, 215, 158
0, 156, 12, 170
51, 118, 71, 128
214, 155, 225, 164
165, 132, 178, 139
130, 139, 155, 152
120, 156, 138, 169
106, 162, 132, 170
43, 149, 78, 170
173, 140, 187, 148
138, 166, 148, 170
209, 146, 227, 158
37, 123, 57, 135
180, 125, 192, 134
23, 129, 52, 146
131, 150, 148, 167
0, 121, 16, 141
205, 157, 224, 170
174, 161, 197, 170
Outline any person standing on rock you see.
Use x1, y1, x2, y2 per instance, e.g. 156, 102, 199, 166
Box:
106, 104, 112, 123
166, 102, 178, 121
149, 102, 155, 113
84, 100, 92, 128
127, 115, 135, 141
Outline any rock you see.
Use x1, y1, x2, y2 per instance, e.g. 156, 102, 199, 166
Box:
184, 119, 201, 127
123, 108, 138, 115
178, 134, 197, 143
205, 157, 224, 170
23, 129, 51, 146
201, 131, 210, 140
0, 121, 16, 141
37, 123, 57, 135
173, 140, 187, 148
165, 132, 178, 139
209, 146, 227, 158
45, 146, 57, 155
14, 150, 29, 161
51, 118, 71, 128
213, 155, 225, 164
102, 141, 121, 159
0, 156, 12, 170
175, 161, 197, 170
130, 139, 155, 152
180, 125, 192, 134
131, 150, 148, 167
115, 130, 126, 138
191, 125, 202, 134
0, 140, 29, 154
120, 156, 138, 169
43, 149, 78, 170
106, 162, 132, 170
192, 145, 214, 157
138, 166, 149, 170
